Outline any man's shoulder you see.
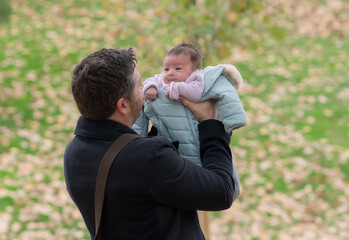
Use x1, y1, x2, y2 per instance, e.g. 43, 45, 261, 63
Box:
131, 135, 179, 157
64, 137, 77, 157
134, 135, 169, 146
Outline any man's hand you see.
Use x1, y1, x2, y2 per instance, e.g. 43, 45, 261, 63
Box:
144, 87, 158, 102
180, 97, 218, 122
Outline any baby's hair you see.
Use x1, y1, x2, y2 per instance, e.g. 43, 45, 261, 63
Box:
167, 43, 201, 69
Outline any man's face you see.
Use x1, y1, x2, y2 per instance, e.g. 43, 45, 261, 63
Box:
129, 69, 143, 122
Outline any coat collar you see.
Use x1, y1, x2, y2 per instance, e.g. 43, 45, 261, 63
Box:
74, 116, 137, 140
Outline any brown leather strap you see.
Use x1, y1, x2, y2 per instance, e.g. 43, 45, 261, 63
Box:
94, 133, 140, 240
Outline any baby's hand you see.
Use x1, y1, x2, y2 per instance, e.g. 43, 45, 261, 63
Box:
165, 87, 170, 97
144, 87, 158, 101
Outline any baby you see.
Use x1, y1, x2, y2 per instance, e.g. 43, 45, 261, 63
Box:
133, 43, 246, 168
143, 43, 204, 102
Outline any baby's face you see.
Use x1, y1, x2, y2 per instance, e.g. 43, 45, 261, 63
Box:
163, 54, 197, 84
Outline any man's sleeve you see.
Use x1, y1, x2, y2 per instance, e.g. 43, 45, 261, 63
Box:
148, 120, 236, 211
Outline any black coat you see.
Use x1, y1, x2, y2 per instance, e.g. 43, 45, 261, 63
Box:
64, 117, 236, 239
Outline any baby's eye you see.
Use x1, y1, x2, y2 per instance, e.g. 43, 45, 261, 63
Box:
176, 68, 181, 70
164, 69, 169, 72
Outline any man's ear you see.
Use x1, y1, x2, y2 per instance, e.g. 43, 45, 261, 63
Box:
116, 98, 130, 115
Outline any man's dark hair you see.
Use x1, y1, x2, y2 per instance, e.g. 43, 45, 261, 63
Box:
167, 43, 201, 69
71, 48, 137, 120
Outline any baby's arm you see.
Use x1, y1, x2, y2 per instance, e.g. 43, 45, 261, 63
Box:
144, 87, 158, 101
168, 70, 205, 102
143, 73, 163, 101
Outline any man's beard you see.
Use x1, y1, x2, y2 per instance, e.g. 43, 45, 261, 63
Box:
130, 97, 142, 123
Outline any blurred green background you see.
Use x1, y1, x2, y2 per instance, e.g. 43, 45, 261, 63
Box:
0, 0, 348, 239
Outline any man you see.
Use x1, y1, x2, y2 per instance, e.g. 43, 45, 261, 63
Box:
64, 48, 239, 239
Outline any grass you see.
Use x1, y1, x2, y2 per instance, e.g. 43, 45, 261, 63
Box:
0, 0, 349, 239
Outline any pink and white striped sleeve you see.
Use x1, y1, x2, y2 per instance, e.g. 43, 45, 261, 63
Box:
169, 70, 204, 102
142, 73, 164, 94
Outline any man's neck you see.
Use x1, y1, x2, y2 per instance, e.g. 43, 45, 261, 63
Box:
107, 113, 132, 128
